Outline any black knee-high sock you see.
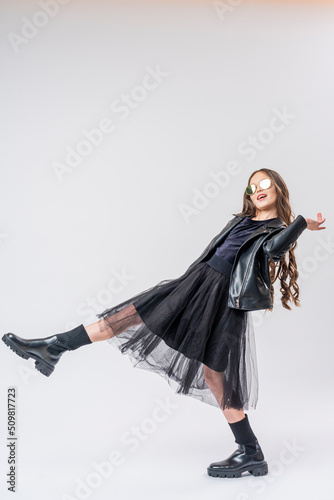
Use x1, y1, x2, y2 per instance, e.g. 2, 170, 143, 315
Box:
47, 324, 92, 355
228, 413, 258, 455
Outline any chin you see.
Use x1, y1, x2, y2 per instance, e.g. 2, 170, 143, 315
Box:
255, 199, 272, 208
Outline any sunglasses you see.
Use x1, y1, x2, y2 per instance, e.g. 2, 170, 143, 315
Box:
245, 178, 272, 196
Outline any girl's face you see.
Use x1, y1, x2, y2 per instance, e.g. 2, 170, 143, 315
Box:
248, 172, 278, 214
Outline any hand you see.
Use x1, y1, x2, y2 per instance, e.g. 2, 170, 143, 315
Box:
305, 212, 326, 231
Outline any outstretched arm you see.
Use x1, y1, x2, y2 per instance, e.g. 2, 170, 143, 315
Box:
263, 213, 326, 262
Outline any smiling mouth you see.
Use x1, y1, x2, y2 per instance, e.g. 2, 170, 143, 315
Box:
257, 194, 267, 200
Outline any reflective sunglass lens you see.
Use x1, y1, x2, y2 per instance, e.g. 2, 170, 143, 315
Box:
260, 178, 271, 189
246, 185, 255, 195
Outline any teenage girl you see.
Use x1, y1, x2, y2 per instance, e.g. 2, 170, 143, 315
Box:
2, 168, 326, 478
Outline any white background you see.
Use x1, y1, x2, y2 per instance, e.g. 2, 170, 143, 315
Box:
0, 1, 333, 499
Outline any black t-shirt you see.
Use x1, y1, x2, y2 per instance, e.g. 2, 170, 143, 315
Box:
214, 216, 277, 264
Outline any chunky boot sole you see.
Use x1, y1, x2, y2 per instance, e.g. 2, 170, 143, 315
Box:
207, 461, 268, 478
2, 334, 55, 377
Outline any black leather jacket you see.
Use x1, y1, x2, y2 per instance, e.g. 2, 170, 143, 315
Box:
186, 213, 308, 311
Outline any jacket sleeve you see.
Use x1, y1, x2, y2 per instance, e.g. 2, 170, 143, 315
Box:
262, 215, 308, 262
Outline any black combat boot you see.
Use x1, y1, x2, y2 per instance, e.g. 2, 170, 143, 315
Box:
2, 324, 91, 376
207, 413, 269, 478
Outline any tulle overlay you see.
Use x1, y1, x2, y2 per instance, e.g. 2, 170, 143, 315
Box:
95, 262, 259, 411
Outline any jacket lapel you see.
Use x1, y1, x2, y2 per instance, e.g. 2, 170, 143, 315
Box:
212, 213, 286, 250
188, 213, 287, 273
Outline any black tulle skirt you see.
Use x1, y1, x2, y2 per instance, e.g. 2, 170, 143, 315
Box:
95, 261, 259, 411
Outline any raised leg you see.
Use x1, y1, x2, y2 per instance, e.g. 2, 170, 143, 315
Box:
85, 304, 144, 342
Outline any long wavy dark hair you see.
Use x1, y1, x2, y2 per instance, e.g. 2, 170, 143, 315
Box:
238, 168, 301, 312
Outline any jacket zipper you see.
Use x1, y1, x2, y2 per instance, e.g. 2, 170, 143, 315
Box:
192, 219, 278, 308
235, 239, 263, 308
259, 270, 269, 290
